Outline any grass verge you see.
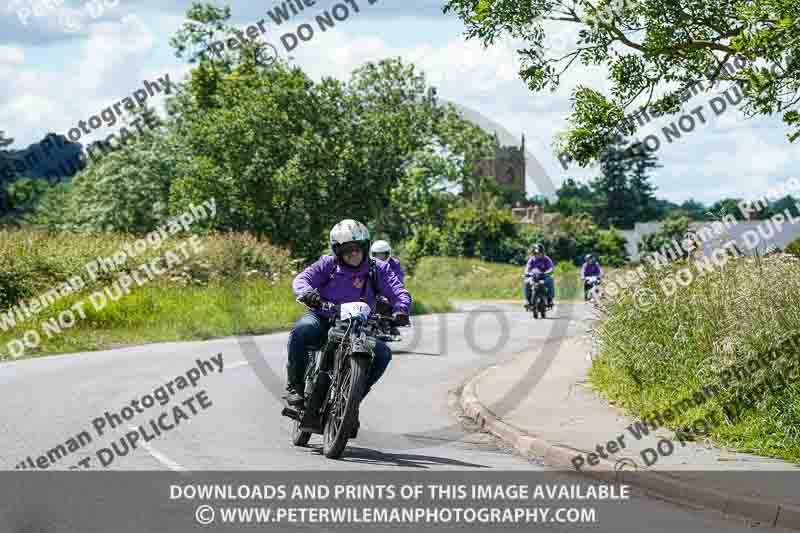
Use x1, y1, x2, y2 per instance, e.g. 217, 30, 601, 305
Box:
589, 253, 800, 462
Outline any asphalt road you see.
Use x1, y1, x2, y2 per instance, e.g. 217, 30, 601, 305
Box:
0, 303, 773, 532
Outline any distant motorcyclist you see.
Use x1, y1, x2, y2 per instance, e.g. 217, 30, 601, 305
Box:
580, 254, 603, 281
287, 220, 411, 435
524, 244, 555, 309
370, 239, 407, 337
581, 254, 603, 301
370, 240, 404, 283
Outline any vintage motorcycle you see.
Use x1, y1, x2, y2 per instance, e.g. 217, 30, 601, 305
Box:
584, 275, 601, 302
524, 269, 548, 319
281, 301, 398, 459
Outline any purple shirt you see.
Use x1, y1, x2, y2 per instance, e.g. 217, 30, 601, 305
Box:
525, 255, 554, 274
293, 255, 411, 318
385, 257, 405, 284
581, 262, 602, 278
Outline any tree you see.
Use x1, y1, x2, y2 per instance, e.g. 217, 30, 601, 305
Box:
0, 131, 15, 218
708, 197, 743, 219
762, 194, 800, 218
553, 178, 597, 217
0, 131, 12, 149
591, 138, 660, 228
628, 143, 661, 221
638, 215, 692, 258
443, 0, 800, 165
679, 199, 710, 220
165, 4, 455, 260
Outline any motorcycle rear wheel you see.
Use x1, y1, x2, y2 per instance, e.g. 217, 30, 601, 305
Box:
322, 356, 369, 459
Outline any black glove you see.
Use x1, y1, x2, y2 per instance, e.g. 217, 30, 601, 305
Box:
376, 295, 392, 316
299, 288, 322, 308
392, 313, 410, 327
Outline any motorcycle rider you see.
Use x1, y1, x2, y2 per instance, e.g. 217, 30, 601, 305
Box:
580, 254, 603, 299
370, 239, 406, 336
524, 243, 555, 309
581, 254, 603, 281
369, 240, 405, 283
287, 220, 411, 433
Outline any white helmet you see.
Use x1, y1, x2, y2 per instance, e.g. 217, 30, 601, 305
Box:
329, 219, 370, 256
370, 240, 391, 258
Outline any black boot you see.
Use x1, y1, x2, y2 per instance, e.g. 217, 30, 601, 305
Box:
285, 362, 305, 407
286, 384, 304, 407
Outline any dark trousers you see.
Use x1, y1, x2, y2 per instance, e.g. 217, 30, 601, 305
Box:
287, 312, 392, 398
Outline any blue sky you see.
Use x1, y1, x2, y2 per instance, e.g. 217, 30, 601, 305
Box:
1, 0, 798, 204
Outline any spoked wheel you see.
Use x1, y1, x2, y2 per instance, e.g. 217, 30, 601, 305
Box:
322, 357, 369, 459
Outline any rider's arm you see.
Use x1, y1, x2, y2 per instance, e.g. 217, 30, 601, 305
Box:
543, 256, 555, 275
377, 262, 411, 315
524, 256, 534, 274
597, 264, 604, 277
580, 263, 587, 279
390, 257, 405, 284
292, 255, 333, 298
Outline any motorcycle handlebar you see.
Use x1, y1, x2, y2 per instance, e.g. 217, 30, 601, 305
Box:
296, 298, 408, 327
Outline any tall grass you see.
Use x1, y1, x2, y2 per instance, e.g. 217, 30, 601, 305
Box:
589, 253, 800, 461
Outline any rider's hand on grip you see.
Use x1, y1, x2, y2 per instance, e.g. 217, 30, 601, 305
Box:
376, 295, 392, 316
299, 288, 322, 308
392, 313, 410, 327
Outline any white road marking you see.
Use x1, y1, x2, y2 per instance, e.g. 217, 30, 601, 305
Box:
129, 425, 186, 472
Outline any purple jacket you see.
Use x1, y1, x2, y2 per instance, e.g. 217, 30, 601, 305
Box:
525, 255, 554, 274
384, 257, 405, 284
293, 255, 411, 318
581, 262, 603, 278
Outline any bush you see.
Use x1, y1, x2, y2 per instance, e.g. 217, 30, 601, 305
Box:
786, 236, 800, 258
638, 215, 690, 258
0, 229, 297, 311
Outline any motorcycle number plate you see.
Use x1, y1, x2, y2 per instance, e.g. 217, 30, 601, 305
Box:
339, 302, 371, 321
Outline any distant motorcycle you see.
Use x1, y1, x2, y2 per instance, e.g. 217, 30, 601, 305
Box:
584, 276, 601, 302
524, 269, 548, 319
282, 301, 401, 459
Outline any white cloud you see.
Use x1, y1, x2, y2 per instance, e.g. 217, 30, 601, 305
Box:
0, 13, 190, 147
2, 3, 798, 207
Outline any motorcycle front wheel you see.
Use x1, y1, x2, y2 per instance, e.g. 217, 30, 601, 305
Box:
322, 356, 369, 459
